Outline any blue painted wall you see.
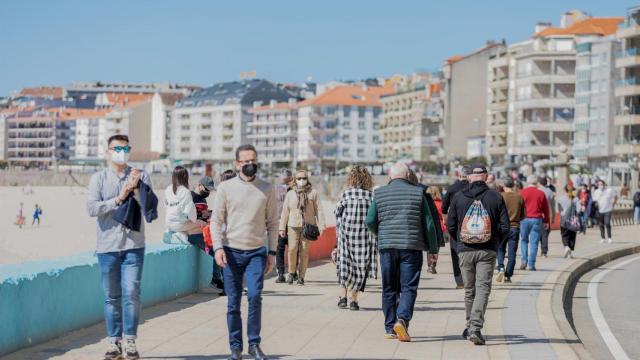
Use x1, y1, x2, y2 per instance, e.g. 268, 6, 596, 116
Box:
0, 244, 213, 356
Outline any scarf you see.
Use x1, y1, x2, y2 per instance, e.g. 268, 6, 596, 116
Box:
295, 183, 312, 211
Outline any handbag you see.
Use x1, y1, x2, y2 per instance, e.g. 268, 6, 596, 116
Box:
562, 201, 581, 232
300, 204, 321, 241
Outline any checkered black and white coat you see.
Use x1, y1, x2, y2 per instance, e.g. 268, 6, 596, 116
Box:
334, 188, 378, 291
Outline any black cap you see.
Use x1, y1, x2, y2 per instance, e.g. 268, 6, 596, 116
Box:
462, 164, 473, 175
199, 176, 215, 191
466, 163, 488, 175
503, 178, 515, 188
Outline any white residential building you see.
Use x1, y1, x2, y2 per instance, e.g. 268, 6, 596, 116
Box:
248, 99, 298, 167
170, 80, 294, 168
296, 85, 393, 172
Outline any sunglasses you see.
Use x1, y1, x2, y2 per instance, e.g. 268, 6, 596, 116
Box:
296, 177, 308, 180
109, 145, 132, 153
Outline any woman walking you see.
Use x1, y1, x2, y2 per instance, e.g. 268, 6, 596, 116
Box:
279, 170, 322, 285
557, 185, 581, 259
425, 186, 446, 274
333, 166, 378, 311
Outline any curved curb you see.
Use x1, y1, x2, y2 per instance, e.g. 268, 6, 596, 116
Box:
550, 243, 640, 359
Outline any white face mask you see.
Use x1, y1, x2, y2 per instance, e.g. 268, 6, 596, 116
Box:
111, 151, 129, 165
296, 179, 307, 188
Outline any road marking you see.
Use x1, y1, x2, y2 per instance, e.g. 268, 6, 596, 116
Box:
587, 255, 640, 360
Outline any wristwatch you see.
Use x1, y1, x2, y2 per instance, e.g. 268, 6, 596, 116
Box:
268, 250, 276, 256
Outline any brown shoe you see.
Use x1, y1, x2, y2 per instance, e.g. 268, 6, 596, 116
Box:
393, 319, 411, 342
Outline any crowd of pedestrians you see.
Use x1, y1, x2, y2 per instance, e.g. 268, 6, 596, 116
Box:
86, 133, 634, 360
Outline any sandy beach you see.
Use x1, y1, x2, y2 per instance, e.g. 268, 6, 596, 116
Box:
0, 186, 336, 266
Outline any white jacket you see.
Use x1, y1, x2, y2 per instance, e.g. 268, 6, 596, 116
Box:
164, 185, 196, 232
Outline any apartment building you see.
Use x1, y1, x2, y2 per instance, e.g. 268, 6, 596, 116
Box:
5, 109, 57, 167
573, 27, 622, 170
380, 76, 444, 164
248, 99, 298, 167
486, 48, 512, 165
614, 6, 640, 162
170, 79, 294, 168
486, 11, 620, 165
296, 85, 393, 172
443, 41, 507, 161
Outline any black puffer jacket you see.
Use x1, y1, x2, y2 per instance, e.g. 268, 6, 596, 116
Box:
446, 181, 510, 253
442, 179, 469, 215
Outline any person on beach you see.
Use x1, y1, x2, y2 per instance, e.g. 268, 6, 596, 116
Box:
279, 169, 323, 286
333, 166, 378, 311
87, 134, 154, 360
442, 167, 470, 288
211, 144, 279, 360
365, 162, 439, 342
447, 163, 509, 345
32, 204, 42, 226
15, 202, 25, 229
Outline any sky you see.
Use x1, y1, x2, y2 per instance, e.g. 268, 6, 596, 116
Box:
0, 0, 635, 95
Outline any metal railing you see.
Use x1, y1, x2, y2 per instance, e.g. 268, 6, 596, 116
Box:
616, 48, 640, 58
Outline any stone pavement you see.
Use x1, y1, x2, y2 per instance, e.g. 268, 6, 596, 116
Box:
4, 226, 640, 360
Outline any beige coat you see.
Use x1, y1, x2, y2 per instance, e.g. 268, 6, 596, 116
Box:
279, 188, 322, 231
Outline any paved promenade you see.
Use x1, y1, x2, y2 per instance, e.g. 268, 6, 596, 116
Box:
5, 226, 640, 360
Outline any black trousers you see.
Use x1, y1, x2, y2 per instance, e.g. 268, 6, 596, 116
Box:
598, 212, 612, 239
560, 227, 577, 250
276, 234, 288, 275
450, 239, 463, 286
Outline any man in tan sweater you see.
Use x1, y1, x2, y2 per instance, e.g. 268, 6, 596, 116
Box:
211, 144, 278, 360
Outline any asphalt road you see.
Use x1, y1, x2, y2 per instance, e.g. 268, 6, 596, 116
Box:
572, 254, 640, 360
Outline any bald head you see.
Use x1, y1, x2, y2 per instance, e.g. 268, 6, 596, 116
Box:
389, 163, 409, 180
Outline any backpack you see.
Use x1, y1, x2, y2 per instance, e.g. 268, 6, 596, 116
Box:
460, 199, 492, 244
562, 200, 581, 232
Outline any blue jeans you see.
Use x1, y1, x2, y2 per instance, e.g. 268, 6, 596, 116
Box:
520, 218, 542, 268
379, 248, 423, 334
497, 227, 519, 278
634, 206, 640, 225
97, 247, 145, 342
223, 246, 267, 351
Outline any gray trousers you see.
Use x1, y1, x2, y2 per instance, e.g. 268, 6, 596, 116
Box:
459, 249, 496, 332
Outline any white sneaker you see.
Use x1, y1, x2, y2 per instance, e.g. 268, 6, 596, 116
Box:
496, 270, 505, 283
600, 238, 606, 243
607, 238, 612, 244
569, 251, 574, 259
564, 246, 571, 258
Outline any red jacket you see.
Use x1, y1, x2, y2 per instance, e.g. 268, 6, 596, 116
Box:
520, 186, 550, 224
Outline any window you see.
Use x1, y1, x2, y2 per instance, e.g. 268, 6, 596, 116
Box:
343, 106, 351, 118
358, 121, 366, 130
373, 135, 380, 144
342, 148, 351, 157
201, 135, 211, 141
342, 120, 351, 129
373, 108, 382, 118
201, 124, 211, 130
181, 125, 190, 131
180, 147, 189, 153
201, 112, 212, 119
223, 111, 234, 118
181, 136, 190, 142
357, 148, 366, 157
358, 106, 366, 117
358, 134, 366, 144
180, 114, 190, 120
201, 147, 211, 153
342, 134, 351, 143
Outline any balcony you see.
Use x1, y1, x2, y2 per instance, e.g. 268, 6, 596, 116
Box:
617, 19, 640, 39
488, 145, 507, 155
488, 77, 509, 89
487, 123, 507, 133
517, 72, 575, 85
518, 121, 573, 132
615, 48, 640, 68
514, 97, 573, 109
615, 77, 640, 97
614, 113, 640, 126
489, 99, 508, 111
614, 143, 640, 155
511, 144, 564, 156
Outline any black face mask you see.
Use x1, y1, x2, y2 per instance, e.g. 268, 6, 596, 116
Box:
201, 189, 210, 198
241, 163, 258, 178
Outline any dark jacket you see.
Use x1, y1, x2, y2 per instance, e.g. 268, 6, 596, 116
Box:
418, 184, 445, 249
442, 179, 469, 215
365, 179, 438, 253
113, 181, 158, 232
446, 181, 510, 253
